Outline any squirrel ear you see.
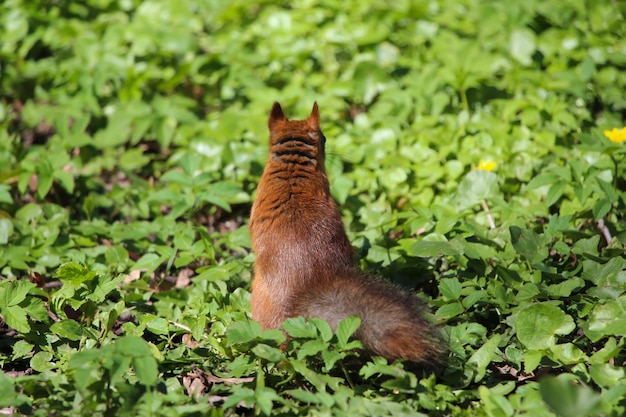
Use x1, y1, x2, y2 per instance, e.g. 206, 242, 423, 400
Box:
306, 102, 320, 131
269, 102, 286, 130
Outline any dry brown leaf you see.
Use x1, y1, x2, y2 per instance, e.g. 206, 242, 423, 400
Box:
123, 270, 142, 285
182, 367, 254, 400
175, 268, 193, 288
182, 333, 199, 348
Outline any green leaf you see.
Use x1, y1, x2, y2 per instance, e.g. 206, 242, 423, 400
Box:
0, 218, 13, 244
589, 363, 625, 388
14, 203, 42, 223
227, 320, 263, 345
409, 240, 460, 257
12, 340, 34, 360
462, 290, 487, 309
252, 344, 284, 363
298, 339, 327, 358
54, 262, 97, 285
543, 278, 585, 298
549, 343, 587, 365
468, 334, 501, 382
285, 389, 323, 404
584, 297, 626, 341
36, 159, 54, 199
145, 317, 170, 335
2, 305, 30, 333
539, 375, 601, 417
50, 319, 84, 341
336, 316, 361, 348
133, 253, 165, 273
546, 181, 566, 206
309, 317, 334, 342
30, 351, 54, 372
255, 387, 280, 416
455, 170, 499, 210
435, 303, 464, 320
478, 385, 515, 417
0, 280, 34, 307
439, 278, 462, 300
592, 198, 612, 220
132, 355, 159, 386
509, 28, 536, 66
509, 226, 549, 265
282, 316, 318, 338
515, 303, 575, 349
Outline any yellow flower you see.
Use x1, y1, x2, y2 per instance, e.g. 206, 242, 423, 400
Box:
603, 127, 626, 143
474, 160, 497, 172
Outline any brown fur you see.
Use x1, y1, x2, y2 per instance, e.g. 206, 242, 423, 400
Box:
249, 102, 443, 364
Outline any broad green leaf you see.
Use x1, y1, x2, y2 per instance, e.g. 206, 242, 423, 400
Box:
298, 339, 327, 358
435, 303, 464, 320
0, 218, 13, 244
255, 387, 280, 416
321, 348, 343, 371
309, 317, 334, 342
468, 334, 501, 382
589, 363, 625, 388
510, 28, 536, 66
410, 241, 460, 257
439, 278, 462, 300
509, 226, 549, 265
54, 262, 97, 285
132, 253, 165, 273
285, 389, 323, 404
145, 317, 170, 335
36, 159, 54, 199
2, 305, 30, 333
516, 303, 575, 349
539, 375, 601, 417
23, 297, 48, 321
252, 343, 284, 363
478, 385, 515, 417
592, 198, 612, 220
30, 351, 54, 372
14, 203, 42, 223
462, 290, 486, 309
282, 317, 318, 339
12, 340, 34, 360
583, 298, 626, 341
226, 320, 263, 345
589, 338, 622, 365
581, 256, 625, 286
0, 280, 33, 306
546, 181, 566, 206
454, 170, 499, 210
543, 278, 584, 298
336, 316, 361, 348
0, 371, 20, 408
132, 355, 159, 386
549, 343, 587, 365
50, 319, 84, 341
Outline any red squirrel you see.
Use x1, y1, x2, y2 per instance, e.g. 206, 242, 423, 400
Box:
249, 102, 443, 364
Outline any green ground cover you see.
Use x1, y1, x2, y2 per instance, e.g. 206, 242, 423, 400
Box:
1, 0, 625, 415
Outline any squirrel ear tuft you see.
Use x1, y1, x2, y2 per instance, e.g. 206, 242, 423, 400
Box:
306, 102, 320, 131
269, 102, 286, 130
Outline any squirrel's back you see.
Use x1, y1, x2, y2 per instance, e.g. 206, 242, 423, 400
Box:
249, 102, 443, 364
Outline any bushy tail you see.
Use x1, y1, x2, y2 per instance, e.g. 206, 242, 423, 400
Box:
290, 273, 444, 365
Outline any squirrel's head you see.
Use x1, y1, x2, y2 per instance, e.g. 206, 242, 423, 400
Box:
267, 102, 326, 169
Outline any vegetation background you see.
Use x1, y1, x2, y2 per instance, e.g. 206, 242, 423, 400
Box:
1, 0, 625, 415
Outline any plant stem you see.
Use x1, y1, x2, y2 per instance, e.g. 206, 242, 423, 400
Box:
597, 218, 612, 245
481, 200, 496, 229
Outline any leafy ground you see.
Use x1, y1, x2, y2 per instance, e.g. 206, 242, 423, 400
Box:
1, 0, 626, 416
